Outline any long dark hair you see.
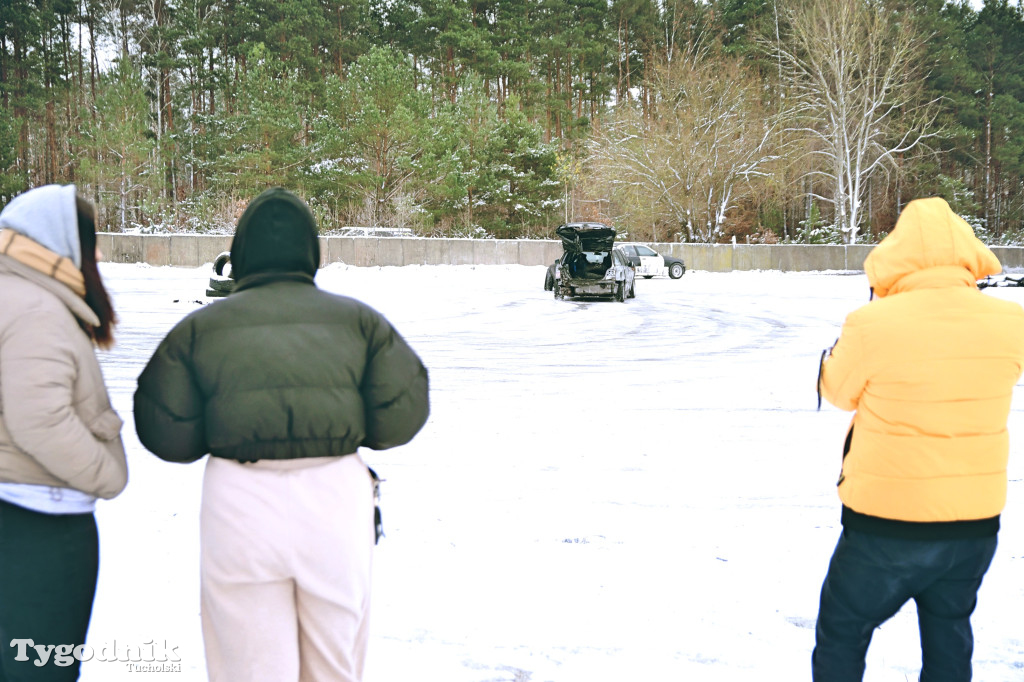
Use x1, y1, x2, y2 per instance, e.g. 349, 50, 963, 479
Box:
76, 196, 117, 348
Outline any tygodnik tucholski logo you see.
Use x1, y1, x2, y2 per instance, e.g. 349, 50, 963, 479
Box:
9, 639, 182, 672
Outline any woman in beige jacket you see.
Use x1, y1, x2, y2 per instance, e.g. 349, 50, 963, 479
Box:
0, 185, 127, 681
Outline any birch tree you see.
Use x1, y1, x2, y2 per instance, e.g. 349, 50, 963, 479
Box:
587, 43, 777, 242
774, 0, 940, 243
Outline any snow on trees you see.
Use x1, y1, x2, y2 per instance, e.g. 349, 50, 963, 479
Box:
587, 41, 778, 243
773, 0, 940, 244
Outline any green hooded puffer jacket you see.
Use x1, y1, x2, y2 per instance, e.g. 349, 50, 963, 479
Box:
133, 188, 429, 463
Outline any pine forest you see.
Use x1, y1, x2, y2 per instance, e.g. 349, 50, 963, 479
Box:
1, 0, 1023, 244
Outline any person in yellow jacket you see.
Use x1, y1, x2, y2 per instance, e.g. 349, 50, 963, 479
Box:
814, 197, 1024, 682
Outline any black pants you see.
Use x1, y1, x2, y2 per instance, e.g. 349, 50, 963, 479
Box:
812, 528, 997, 682
0, 499, 99, 682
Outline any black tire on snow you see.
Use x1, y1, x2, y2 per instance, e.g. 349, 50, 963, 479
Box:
628, 280, 636, 298
544, 268, 555, 291
669, 262, 685, 279
643, 275, 654, 279
213, 251, 232, 278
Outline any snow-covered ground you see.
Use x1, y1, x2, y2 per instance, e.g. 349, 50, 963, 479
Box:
79, 263, 1024, 681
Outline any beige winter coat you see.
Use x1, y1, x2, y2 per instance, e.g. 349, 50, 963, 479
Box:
0, 245, 127, 499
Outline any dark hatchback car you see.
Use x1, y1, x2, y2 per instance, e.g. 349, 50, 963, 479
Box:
615, 243, 686, 279
549, 222, 635, 301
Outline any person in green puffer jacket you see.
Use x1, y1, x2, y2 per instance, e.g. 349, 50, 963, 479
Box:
134, 187, 429, 682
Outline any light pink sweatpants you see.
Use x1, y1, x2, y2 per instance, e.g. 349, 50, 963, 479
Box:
200, 454, 375, 682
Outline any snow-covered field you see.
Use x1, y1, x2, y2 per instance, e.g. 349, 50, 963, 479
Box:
79, 263, 1024, 681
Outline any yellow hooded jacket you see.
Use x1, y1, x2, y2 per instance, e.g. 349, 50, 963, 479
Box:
821, 197, 1024, 524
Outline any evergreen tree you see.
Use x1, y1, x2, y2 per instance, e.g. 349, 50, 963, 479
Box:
321, 0, 378, 72
77, 57, 156, 230
323, 45, 427, 226
969, 0, 1024, 235
477, 94, 561, 235
415, 76, 499, 234
407, 0, 489, 103
489, 0, 543, 112
0, 110, 27, 204
208, 44, 310, 198
609, 0, 659, 105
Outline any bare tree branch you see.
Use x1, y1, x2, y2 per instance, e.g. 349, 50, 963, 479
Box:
772, 0, 941, 243
587, 41, 780, 242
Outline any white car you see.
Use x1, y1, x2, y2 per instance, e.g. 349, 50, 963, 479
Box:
615, 243, 686, 279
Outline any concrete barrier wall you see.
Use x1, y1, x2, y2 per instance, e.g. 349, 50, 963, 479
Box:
97, 233, 1024, 273
991, 247, 1024, 270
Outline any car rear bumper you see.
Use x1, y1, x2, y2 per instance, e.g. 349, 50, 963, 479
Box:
561, 279, 616, 296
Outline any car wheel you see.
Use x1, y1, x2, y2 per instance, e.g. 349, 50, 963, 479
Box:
544, 268, 554, 291
628, 280, 636, 298
615, 282, 626, 302
669, 262, 685, 279
643, 275, 654, 279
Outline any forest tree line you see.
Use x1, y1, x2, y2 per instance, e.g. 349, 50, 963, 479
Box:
1, 0, 1023, 243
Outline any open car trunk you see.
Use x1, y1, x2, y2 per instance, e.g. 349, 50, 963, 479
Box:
556, 224, 616, 281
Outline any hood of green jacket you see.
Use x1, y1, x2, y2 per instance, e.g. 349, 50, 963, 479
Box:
230, 188, 320, 281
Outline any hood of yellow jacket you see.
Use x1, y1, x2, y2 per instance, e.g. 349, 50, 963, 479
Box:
864, 197, 1000, 298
